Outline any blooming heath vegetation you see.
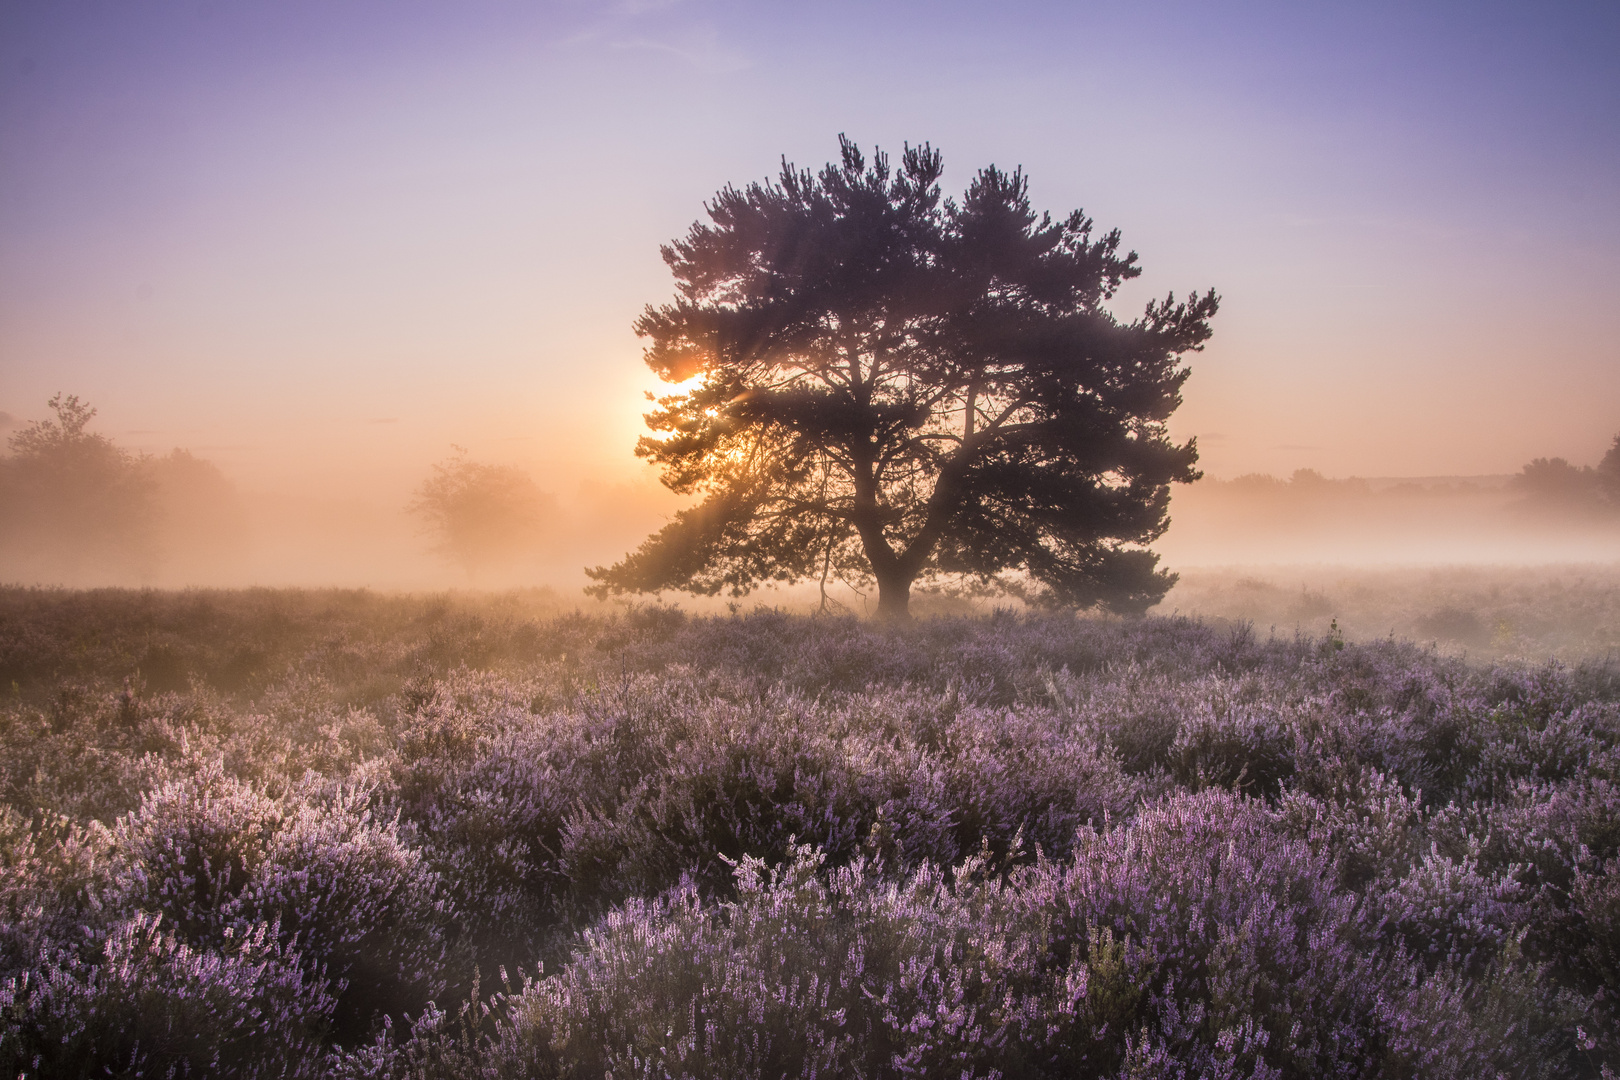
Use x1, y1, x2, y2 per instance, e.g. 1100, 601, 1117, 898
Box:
1, 588, 1619, 1076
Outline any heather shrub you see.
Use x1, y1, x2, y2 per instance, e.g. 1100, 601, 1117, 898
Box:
554, 711, 882, 908
934, 699, 1141, 859
505, 852, 872, 1078
105, 764, 451, 1036
411, 674, 1148, 958
1386, 930, 1602, 1080
4, 591, 1618, 1075
108, 763, 283, 942
0, 913, 331, 1080
0, 806, 113, 975
245, 787, 452, 1035
1376, 840, 1526, 975
356, 795, 1570, 1079
1274, 764, 1423, 891
408, 720, 578, 962
1026, 790, 1381, 1076
444, 845, 1069, 1079
548, 686, 964, 912
1165, 691, 1300, 797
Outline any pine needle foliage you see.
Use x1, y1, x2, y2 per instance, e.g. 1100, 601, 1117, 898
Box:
589, 138, 1218, 618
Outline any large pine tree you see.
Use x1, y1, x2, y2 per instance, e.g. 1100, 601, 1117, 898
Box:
589, 137, 1218, 619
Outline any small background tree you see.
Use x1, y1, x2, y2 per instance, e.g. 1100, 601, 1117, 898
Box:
408, 447, 555, 580
0, 394, 159, 582
1598, 434, 1620, 507
1511, 457, 1599, 505
588, 137, 1216, 618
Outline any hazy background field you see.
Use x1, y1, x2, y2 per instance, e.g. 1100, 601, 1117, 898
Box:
1, 408, 1617, 662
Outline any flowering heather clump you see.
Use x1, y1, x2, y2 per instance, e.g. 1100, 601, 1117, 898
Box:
1, 586, 1619, 1075
0, 912, 332, 1079
104, 764, 452, 1038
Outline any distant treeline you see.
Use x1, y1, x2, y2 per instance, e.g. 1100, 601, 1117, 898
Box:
1213, 469, 1501, 496
1510, 443, 1620, 508
3, 394, 1614, 589
1208, 433, 1620, 512
0, 395, 568, 588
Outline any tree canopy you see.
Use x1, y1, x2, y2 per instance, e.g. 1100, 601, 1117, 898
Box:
588, 138, 1217, 618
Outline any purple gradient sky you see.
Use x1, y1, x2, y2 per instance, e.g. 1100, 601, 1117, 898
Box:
3, 0, 1618, 501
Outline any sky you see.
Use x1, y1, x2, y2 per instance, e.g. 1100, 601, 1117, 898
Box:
2, 0, 1618, 582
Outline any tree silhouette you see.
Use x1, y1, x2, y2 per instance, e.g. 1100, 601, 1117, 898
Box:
1599, 434, 1620, 507
0, 394, 158, 580
1511, 456, 1598, 505
409, 448, 554, 579
588, 138, 1216, 618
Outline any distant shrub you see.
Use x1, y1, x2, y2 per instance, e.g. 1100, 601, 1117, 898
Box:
1414, 607, 1490, 646
1574, 863, 1620, 996
1377, 840, 1526, 975
1166, 691, 1300, 797
1274, 765, 1422, 891
1030, 790, 1385, 1076
0, 806, 114, 975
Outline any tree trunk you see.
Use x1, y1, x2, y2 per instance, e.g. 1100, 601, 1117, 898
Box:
875, 570, 913, 621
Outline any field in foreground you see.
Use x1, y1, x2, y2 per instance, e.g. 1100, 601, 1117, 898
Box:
2, 587, 1620, 1078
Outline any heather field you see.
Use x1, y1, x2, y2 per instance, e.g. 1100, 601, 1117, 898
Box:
4, 585, 1620, 1078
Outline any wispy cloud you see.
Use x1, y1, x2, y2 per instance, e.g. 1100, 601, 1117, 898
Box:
609, 0, 683, 15
608, 29, 749, 73
562, 0, 748, 74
